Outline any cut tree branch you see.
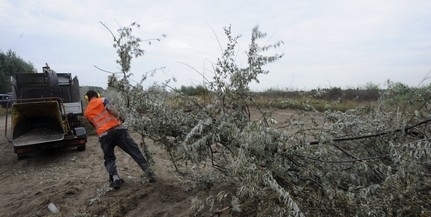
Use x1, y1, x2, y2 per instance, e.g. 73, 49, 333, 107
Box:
296, 154, 390, 163
308, 117, 431, 145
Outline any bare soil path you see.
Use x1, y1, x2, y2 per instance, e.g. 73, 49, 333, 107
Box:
0, 114, 200, 217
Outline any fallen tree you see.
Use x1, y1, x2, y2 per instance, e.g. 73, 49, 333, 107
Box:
104, 22, 431, 216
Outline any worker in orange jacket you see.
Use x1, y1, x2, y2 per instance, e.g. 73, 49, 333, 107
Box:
84, 90, 155, 189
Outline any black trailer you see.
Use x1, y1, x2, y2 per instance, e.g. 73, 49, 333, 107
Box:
4, 65, 87, 159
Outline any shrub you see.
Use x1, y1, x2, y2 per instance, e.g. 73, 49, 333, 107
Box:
179, 85, 210, 96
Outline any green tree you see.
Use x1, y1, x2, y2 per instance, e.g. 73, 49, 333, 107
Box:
210, 25, 283, 118
0, 50, 36, 93
101, 21, 162, 108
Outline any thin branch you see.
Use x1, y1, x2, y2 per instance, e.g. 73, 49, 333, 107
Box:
296, 154, 390, 164
93, 65, 121, 74
177, 61, 211, 84
167, 149, 179, 172
332, 143, 358, 160
206, 23, 223, 55
308, 117, 431, 145
301, 177, 324, 189
100, 21, 116, 41
208, 143, 216, 167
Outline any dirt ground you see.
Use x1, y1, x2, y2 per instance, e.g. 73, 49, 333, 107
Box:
0, 109, 317, 217
0, 113, 208, 217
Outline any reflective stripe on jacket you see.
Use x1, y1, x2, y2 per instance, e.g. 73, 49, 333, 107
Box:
84, 97, 120, 136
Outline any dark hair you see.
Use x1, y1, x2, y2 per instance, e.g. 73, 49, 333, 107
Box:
85, 90, 99, 99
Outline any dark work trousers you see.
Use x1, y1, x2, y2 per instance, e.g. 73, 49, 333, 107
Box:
98, 126, 149, 180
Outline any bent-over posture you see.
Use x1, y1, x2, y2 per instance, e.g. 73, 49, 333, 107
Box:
84, 90, 155, 189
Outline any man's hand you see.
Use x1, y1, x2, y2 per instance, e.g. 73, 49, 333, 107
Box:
118, 115, 126, 124
106, 105, 125, 124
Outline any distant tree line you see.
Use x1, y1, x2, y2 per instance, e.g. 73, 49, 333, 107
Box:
0, 50, 36, 93
177, 85, 210, 96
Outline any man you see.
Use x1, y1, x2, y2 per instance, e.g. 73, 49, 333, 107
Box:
84, 90, 155, 189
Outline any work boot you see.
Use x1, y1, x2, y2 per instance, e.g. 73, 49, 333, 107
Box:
109, 177, 125, 189
110, 179, 122, 189
144, 169, 156, 183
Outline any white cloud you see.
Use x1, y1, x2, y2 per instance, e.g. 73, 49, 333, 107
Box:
1, 0, 430, 90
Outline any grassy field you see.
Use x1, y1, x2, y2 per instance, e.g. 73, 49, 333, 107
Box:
252, 88, 379, 112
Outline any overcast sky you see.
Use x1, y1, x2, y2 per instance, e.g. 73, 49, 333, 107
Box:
1, 0, 431, 90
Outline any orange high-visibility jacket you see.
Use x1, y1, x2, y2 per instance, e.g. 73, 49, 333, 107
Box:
84, 97, 120, 136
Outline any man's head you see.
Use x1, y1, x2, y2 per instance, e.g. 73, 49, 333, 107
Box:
84, 90, 100, 101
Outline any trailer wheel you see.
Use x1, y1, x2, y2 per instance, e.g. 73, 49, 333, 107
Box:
77, 145, 86, 151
